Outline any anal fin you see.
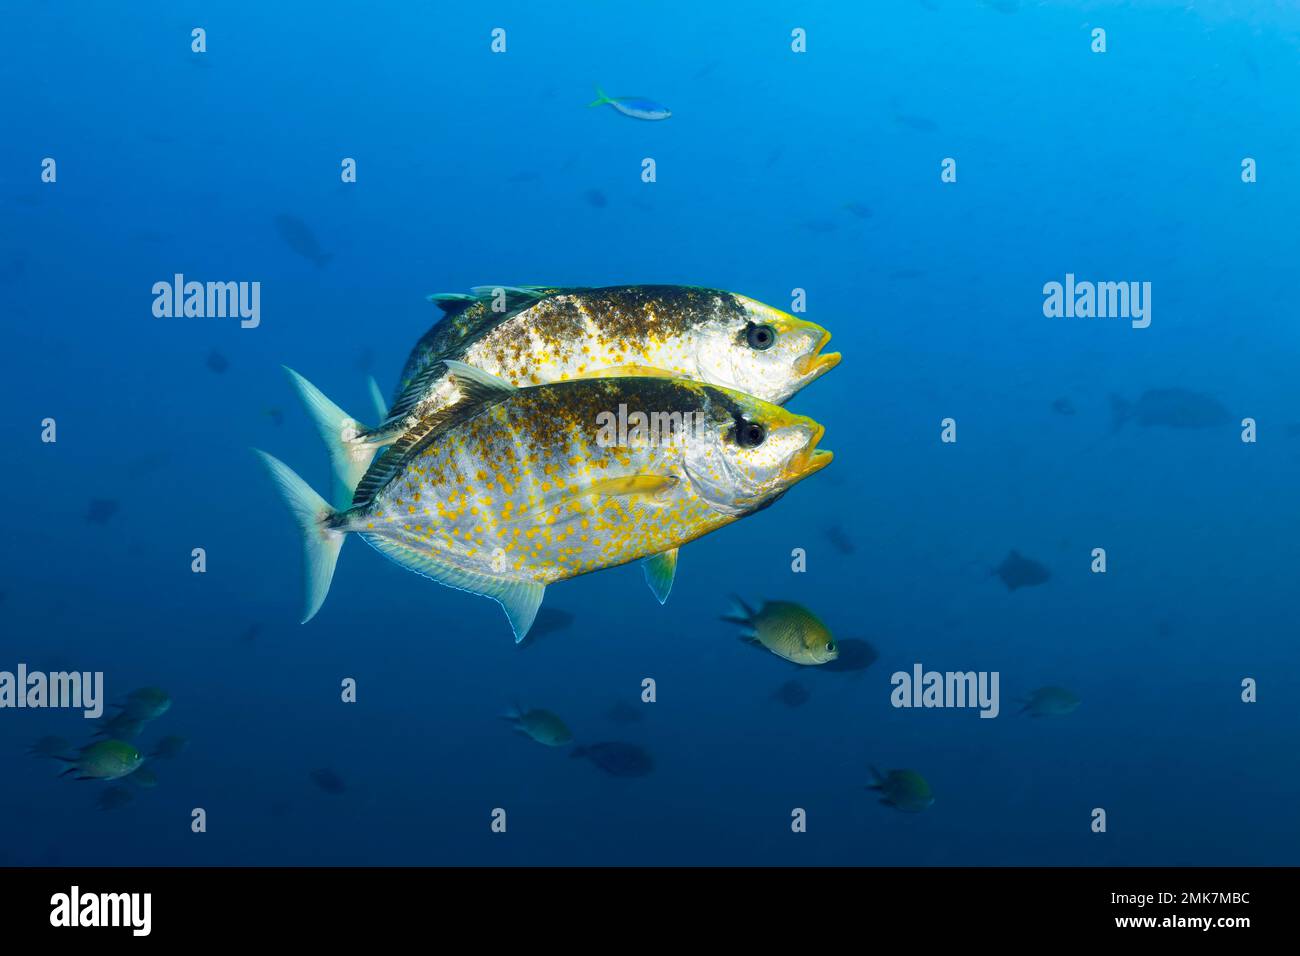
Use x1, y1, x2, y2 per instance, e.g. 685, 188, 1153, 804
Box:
361, 532, 545, 642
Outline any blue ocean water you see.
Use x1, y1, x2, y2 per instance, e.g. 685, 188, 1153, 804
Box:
2, 0, 1297, 866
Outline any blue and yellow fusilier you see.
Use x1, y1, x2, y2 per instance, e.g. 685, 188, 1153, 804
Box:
588, 87, 671, 120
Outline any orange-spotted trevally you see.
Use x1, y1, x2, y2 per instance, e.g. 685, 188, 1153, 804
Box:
286, 285, 839, 504
257, 364, 831, 642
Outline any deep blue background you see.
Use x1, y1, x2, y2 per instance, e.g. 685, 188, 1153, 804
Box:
2, 1, 1297, 865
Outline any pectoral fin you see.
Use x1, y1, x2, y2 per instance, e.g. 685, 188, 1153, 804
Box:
487, 475, 681, 536
442, 359, 519, 405
641, 547, 679, 604
587, 475, 679, 499
569, 364, 678, 380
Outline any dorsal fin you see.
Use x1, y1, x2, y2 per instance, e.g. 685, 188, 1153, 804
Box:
426, 292, 478, 315
351, 363, 518, 509
467, 285, 552, 310
426, 286, 552, 317
385, 359, 449, 422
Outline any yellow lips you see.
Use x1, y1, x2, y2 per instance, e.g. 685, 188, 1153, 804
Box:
788, 423, 833, 478
793, 328, 842, 378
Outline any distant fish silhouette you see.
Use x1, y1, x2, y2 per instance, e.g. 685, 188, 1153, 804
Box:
1110, 390, 1231, 431
117, 687, 171, 721
843, 201, 873, 219
1240, 48, 1260, 82
1018, 686, 1080, 717
309, 768, 346, 794
97, 786, 136, 812
149, 736, 189, 760
517, 608, 575, 649
1051, 397, 1076, 416
86, 499, 119, 525
868, 767, 934, 812
773, 679, 811, 707
502, 705, 573, 747
819, 638, 878, 674
274, 214, 332, 268
27, 735, 73, 759
583, 189, 607, 209
825, 525, 855, 555
206, 349, 229, 374
1155, 613, 1184, 640
571, 742, 654, 777
604, 700, 644, 725
126, 452, 171, 478
93, 712, 144, 740
993, 550, 1051, 591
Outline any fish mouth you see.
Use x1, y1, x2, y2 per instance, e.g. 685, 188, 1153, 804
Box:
788, 424, 833, 479
794, 330, 842, 379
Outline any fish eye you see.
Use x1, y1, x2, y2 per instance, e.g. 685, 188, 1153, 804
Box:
735, 420, 767, 448
825, 642, 835, 652
745, 322, 776, 351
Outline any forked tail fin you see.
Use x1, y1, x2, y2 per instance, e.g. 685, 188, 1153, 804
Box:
721, 594, 755, 625
283, 366, 376, 506
255, 449, 345, 623
366, 376, 388, 421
